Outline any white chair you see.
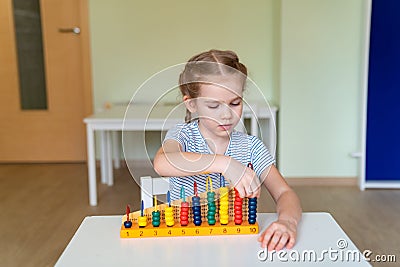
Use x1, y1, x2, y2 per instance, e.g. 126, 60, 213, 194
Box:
140, 176, 171, 209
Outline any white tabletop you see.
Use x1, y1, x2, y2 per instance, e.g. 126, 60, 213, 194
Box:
55, 213, 370, 266
83, 102, 276, 124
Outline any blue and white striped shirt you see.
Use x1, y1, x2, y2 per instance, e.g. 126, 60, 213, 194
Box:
163, 120, 275, 200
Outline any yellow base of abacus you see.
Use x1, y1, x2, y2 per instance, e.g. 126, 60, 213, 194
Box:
120, 221, 258, 238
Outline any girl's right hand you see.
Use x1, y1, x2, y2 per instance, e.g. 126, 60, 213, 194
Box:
222, 157, 261, 198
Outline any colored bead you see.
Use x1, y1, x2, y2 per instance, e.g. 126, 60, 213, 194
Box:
138, 216, 147, 228
219, 187, 229, 225
180, 202, 189, 226
192, 195, 202, 226
152, 211, 161, 227
208, 205, 216, 212
207, 191, 216, 226
248, 197, 257, 225
124, 220, 132, 228
165, 206, 174, 227
234, 205, 242, 211
234, 188, 243, 225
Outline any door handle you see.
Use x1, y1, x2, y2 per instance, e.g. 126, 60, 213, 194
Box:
58, 27, 81, 34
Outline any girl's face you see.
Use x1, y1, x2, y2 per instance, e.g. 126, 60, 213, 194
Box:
186, 74, 245, 139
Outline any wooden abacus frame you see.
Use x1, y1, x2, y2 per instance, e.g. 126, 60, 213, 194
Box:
120, 188, 259, 238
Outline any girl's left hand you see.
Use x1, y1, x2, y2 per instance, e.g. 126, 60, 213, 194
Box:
257, 219, 297, 251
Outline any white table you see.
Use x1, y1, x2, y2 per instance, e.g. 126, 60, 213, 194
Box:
83, 103, 277, 206
55, 213, 371, 266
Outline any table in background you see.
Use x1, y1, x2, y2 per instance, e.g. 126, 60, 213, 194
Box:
83, 103, 277, 206
55, 212, 370, 266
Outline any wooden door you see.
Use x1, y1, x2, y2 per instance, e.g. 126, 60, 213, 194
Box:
0, 0, 92, 162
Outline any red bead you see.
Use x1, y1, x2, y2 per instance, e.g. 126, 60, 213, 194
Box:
234, 219, 242, 224
235, 214, 243, 219
180, 202, 190, 226
181, 211, 188, 216
234, 205, 242, 211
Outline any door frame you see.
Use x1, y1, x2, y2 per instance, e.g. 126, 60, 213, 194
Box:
78, 0, 93, 118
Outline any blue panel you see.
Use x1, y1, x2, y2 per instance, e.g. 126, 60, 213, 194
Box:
366, 0, 400, 181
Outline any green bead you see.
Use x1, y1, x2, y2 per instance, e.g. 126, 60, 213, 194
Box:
152, 211, 160, 223
208, 219, 216, 225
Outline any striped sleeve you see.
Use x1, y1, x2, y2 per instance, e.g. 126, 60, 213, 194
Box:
250, 136, 275, 179
163, 123, 188, 151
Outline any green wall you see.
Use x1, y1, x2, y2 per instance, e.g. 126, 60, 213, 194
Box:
279, 0, 364, 177
89, 0, 279, 111
88, 0, 367, 178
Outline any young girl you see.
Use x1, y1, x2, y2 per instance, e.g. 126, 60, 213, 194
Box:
153, 49, 301, 251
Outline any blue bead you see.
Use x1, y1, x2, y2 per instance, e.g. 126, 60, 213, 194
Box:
248, 219, 256, 224
124, 221, 132, 228
249, 214, 257, 220
193, 210, 201, 216
249, 210, 257, 215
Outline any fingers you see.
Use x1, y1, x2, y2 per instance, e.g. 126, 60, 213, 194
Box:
258, 221, 297, 251
249, 176, 261, 198
235, 185, 245, 199
286, 232, 296, 249
259, 227, 274, 248
226, 161, 261, 198
275, 233, 289, 251
242, 169, 260, 198
268, 231, 283, 251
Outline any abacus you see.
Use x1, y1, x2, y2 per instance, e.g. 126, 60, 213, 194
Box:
120, 175, 259, 238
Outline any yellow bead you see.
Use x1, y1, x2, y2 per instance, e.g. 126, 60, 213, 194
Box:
165, 207, 174, 226
220, 219, 229, 224
220, 207, 228, 211
138, 216, 147, 227
221, 214, 229, 220
219, 188, 229, 197
219, 191, 229, 224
